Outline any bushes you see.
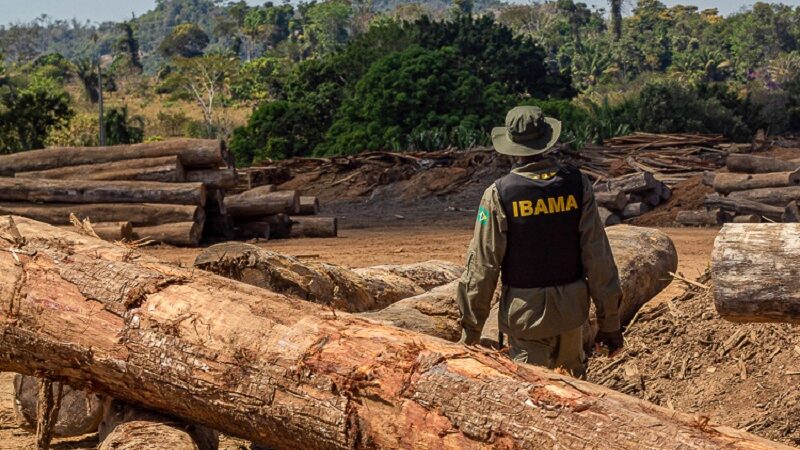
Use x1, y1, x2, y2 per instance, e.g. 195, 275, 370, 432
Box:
229, 100, 317, 165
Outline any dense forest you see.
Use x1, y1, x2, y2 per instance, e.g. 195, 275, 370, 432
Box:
2, 0, 800, 166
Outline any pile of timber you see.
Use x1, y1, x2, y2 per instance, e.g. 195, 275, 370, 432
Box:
0, 139, 235, 246
678, 154, 800, 226
593, 171, 672, 225
223, 185, 335, 240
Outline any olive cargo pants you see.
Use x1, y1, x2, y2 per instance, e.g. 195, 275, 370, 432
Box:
508, 326, 586, 378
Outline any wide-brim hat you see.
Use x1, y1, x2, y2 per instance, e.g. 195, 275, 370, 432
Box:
491, 106, 562, 156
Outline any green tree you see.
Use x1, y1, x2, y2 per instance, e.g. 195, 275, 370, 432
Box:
158, 23, 210, 58
116, 21, 143, 72
0, 73, 73, 153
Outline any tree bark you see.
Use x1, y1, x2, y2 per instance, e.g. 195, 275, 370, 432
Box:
726, 154, 800, 174
597, 207, 621, 227
15, 156, 186, 183
621, 202, 651, 219
0, 178, 206, 206
224, 190, 300, 218
298, 196, 321, 216
712, 223, 800, 324
713, 169, 800, 194
186, 168, 237, 190
233, 221, 271, 241
60, 221, 134, 242
0, 216, 785, 450
728, 186, 800, 207
594, 191, 627, 211
134, 222, 203, 246
676, 210, 724, 226
703, 195, 785, 222
0, 139, 228, 176
98, 399, 218, 450
35, 378, 62, 450
594, 172, 658, 194
13, 374, 104, 437
0, 202, 204, 227
290, 216, 338, 238
731, 214, 762, 223
194, 242, 462, 312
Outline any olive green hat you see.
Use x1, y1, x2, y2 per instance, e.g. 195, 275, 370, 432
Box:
491, 106, 562, 156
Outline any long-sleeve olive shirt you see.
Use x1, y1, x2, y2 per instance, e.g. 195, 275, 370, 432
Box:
457, 159, 623, 344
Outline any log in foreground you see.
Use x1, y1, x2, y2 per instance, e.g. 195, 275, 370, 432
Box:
726, 154, 800, 174
711, 223, 800, 324
0, 139, 228, 176
0, 178, 206, 206
713, 169, 800, 194
14, 156, 186, 183
194, 242, 461, 312
0, 216, 785, 450
0, 202, 204, 226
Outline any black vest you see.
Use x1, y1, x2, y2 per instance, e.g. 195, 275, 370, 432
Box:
496, 166, 584, 289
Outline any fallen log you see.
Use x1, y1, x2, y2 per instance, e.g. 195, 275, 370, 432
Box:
728, 186, 800, 207
703, 195, 785, 222
186, 168, 237, 190
14, 156, 186, 183
0, 178, 206, 206
224, 190, 300, 218
702, 171, 716, 187
13, 374, 104, 438
194, 242, 461, 312
594, 172, 658, 194
233, 221, 271, 240
0, 202, 204, 226
676, 210, 724, 226
597, 207, 621, 227
98, 399, 218, 450
60, 221, 134, 242
726, 154, 800, 174
134, 222, 203, 246
594, 191, 627, 211
264, 213, 292, 239
0, 139, 228, 176
1, 217, 783, 450
732, 214, 762, 223
298, 196, 321, 215
713, 169, 800, 194
711, 223, 800, 324
621, 202, 651, 219
289, 216, 338, 238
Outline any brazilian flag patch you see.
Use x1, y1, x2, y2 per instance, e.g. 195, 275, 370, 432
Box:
477, 206, 490, 225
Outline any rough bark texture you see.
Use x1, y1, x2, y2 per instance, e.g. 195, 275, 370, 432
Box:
0, 178, 206, 206
703, 195, 787, 222
714, 169, 800, 194
13, 374, 103, 437
0, 139, 228, 176
14, 156, 186, 183
594, 172, 658, 193
35, 378, 62, 450
67, 221, 135, 242
186, 169, 237, 190
711, 223, 800, 324
290, 216, 338, 238
98, 399, 218, 450
594, 191, 627, 211
0, 216, 784, 450
726, 154, 800, 174
134, 222, 203, 246
676, 210, 724, 226
0, 202, 204, 227
224, 190, 300, 218
728, 186, 800, 207
194, 242, 462, 312
298, 196, 321, 215
597, 207, 621, 227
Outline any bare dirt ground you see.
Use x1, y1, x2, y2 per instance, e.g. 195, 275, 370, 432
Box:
0, 224, 719, 449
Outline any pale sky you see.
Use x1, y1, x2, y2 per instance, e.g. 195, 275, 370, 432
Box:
0, 0, 799, 25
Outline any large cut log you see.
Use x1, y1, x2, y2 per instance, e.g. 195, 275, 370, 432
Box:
134, 222, 203, 246
60, 221, 134, 242
15, 156, 186, 183
99, 399, 218, 450
598, 207, 621, 227
711, 223, 800, 324
298, 196, 321, 215
0, 178, 206, 206
726, 154, 800, 174
0, 139, 228, 176
0, 202, 204, 226
290, 216, 338, 238
676, 210, 724, 226
0, 217, 786, 450
224, 189, 299, 217
594, 191, 627, 211
714, 169, 800, 194
703, 195, 789, 222
620, 202, 651, 219
728, 186, 800, 207
194, 242, 462, 312
13, 374, 104, 437
186, 168, 237, 190
594, 172, 658, 194
732, 214, 762, 223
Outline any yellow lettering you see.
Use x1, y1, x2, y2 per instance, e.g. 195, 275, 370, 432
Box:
566, 195, 578, 211
548, 196, 565, 213
519, 200, 533, 217
512, 201, 519, 217
535, 199, 548, 215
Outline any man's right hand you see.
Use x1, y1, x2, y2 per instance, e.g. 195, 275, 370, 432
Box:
595, 329, 624, 354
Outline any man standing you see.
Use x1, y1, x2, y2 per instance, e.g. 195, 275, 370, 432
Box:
456, 106, 623, 378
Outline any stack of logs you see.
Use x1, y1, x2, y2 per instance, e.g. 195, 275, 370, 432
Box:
593, 172, 672, 226
222, 185, 336, 239
677, 154, 800, 226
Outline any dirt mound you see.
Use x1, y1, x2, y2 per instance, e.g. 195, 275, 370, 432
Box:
588, 275, 800, 447
631, 175, 715, 227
